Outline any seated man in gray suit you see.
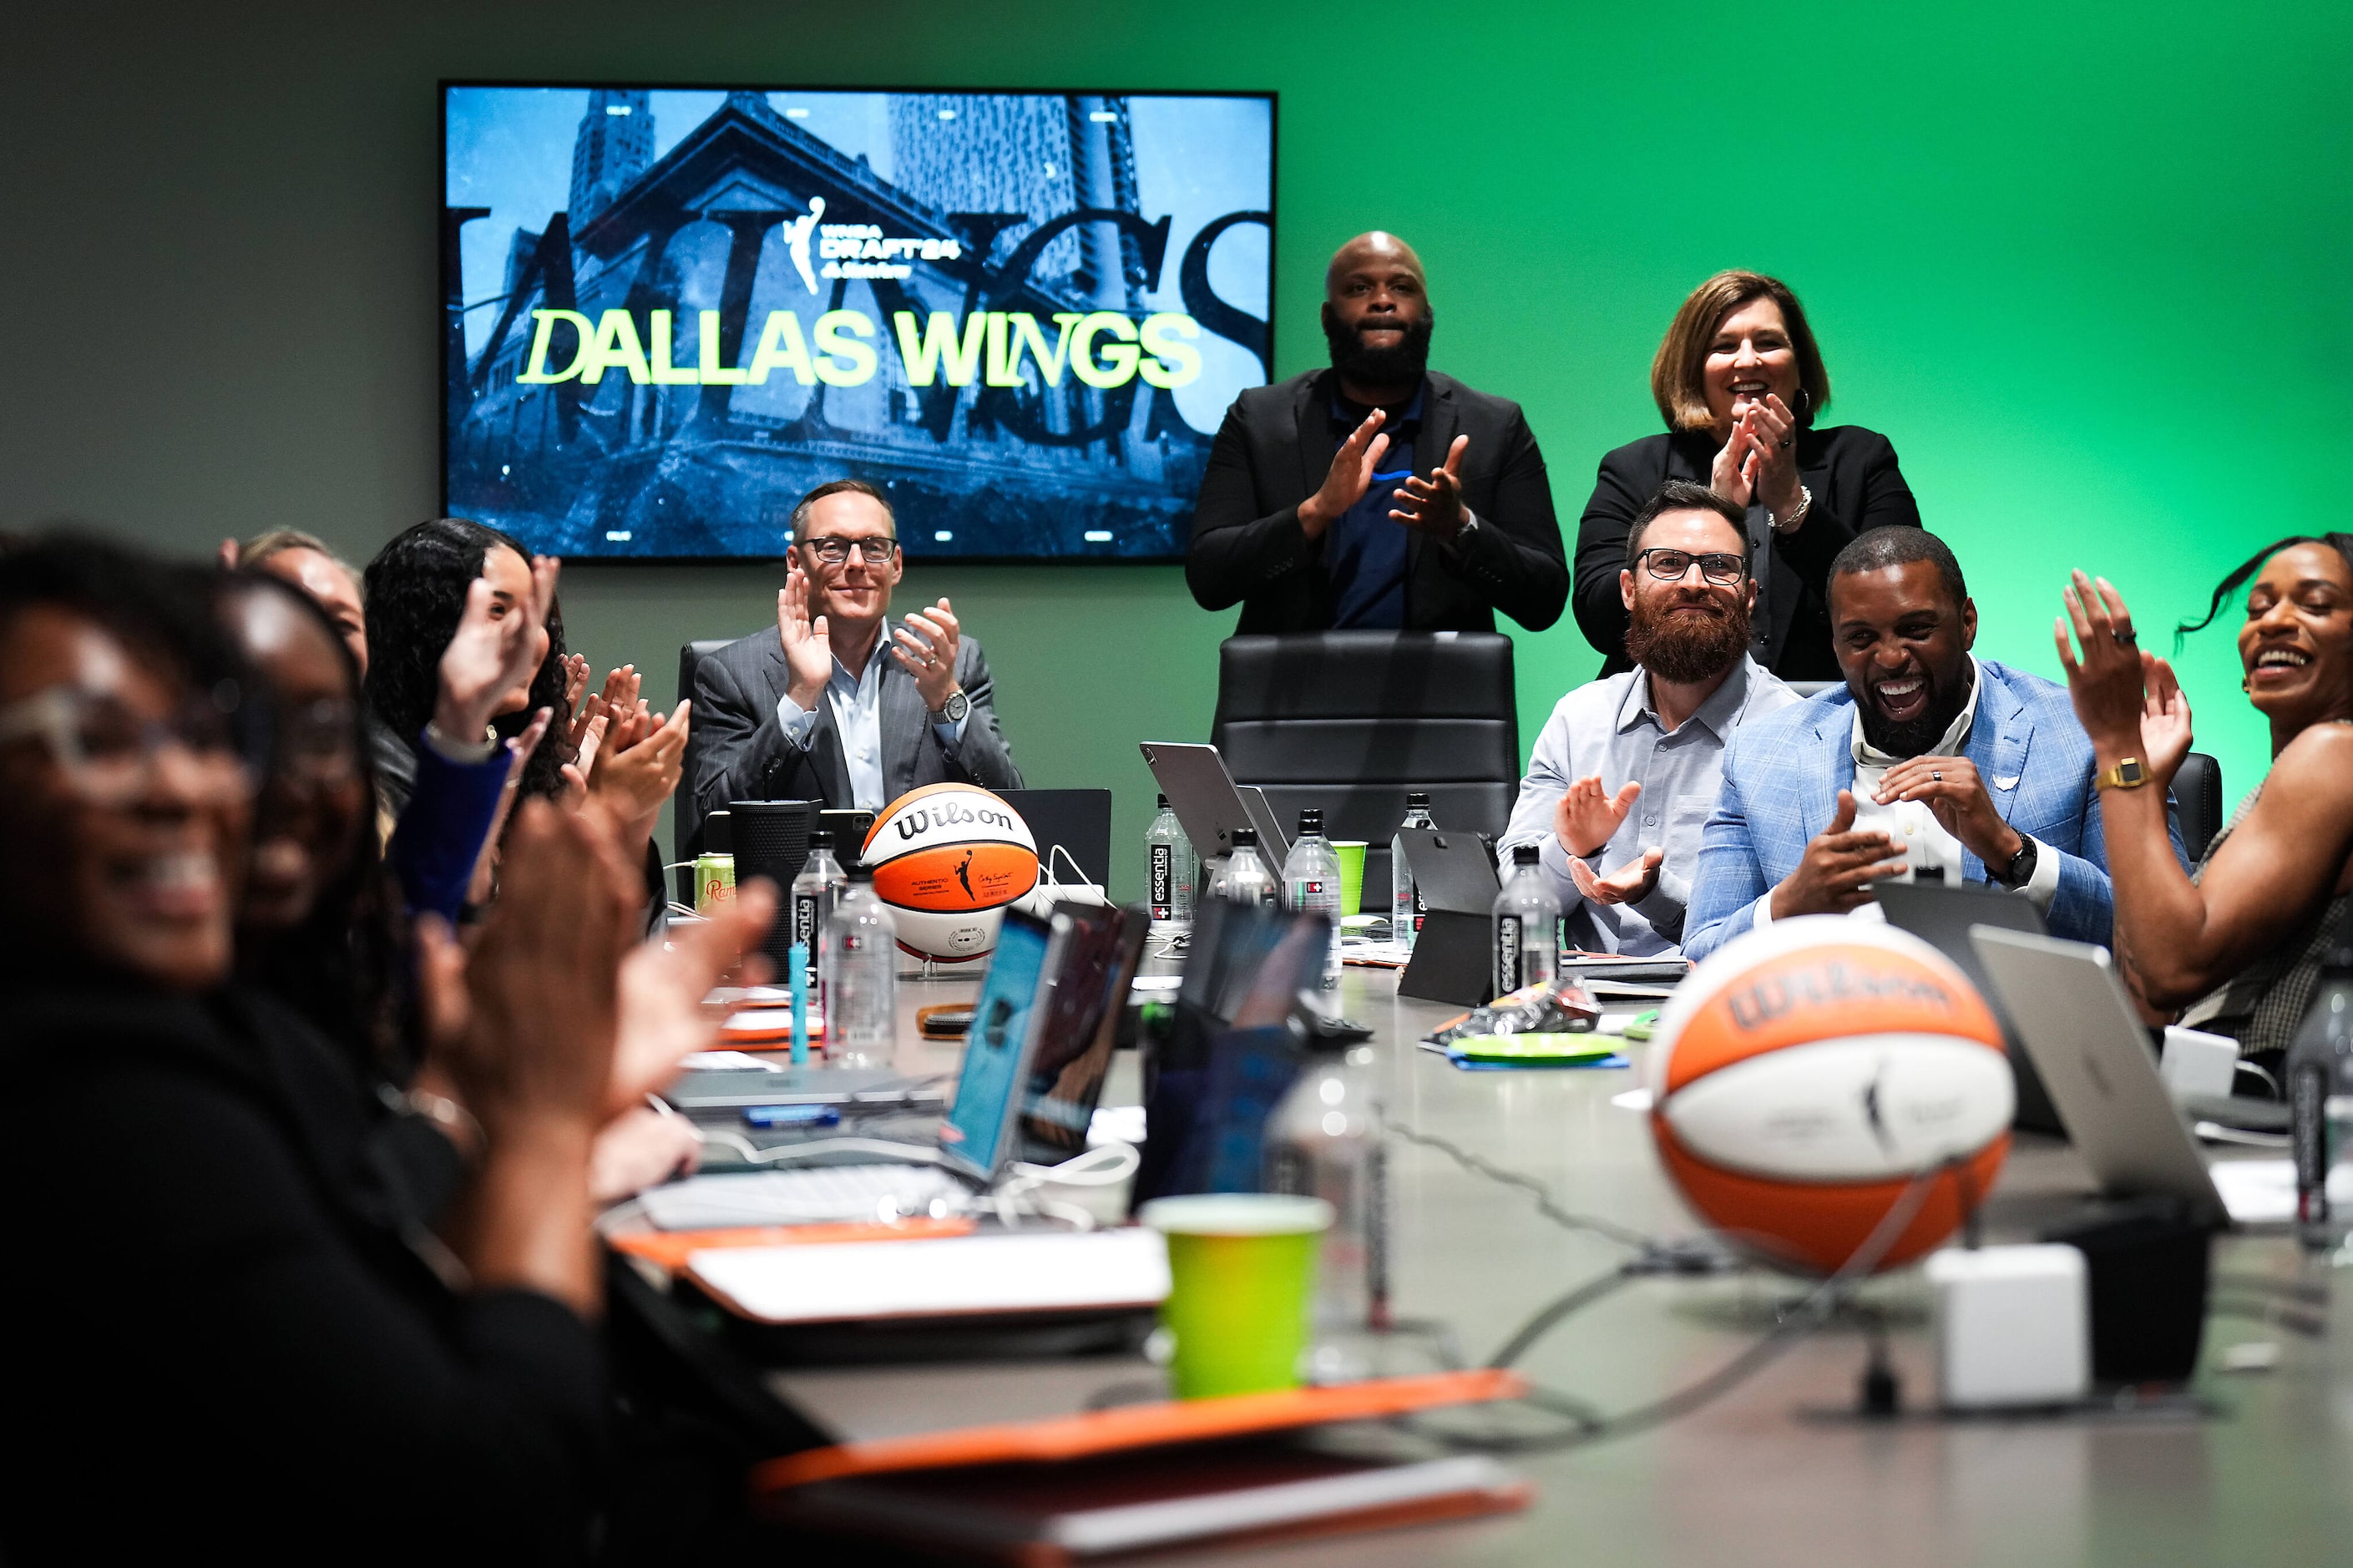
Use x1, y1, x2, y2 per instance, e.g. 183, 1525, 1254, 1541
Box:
683, 478, 1021, 848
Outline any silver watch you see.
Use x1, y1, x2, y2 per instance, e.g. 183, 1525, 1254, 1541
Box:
931, 689, 969, 724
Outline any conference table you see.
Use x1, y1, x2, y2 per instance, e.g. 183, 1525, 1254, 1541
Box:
751, 959, 2353, 1565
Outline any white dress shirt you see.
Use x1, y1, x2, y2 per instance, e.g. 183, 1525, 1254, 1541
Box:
775, 630, 966, 812
1757, 655, 2059, 925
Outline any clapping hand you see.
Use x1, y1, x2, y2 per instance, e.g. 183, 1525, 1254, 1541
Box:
1569, 847, 1665, 907
892, 599, 963, 712
2055, 571, 2166, 767
608, 879, 776, 1113
1769, 789, 1906, 918
1709, 392, 1802, 520
2138, 651, 2194, 790
1553, 775, 1641, 859
1390, 434, 1470, 542
1296, 409, 1390, 541
1873, 754, 2019, 868
589, 700, 691, 842
777, 564, 833, 710
434, 554, 559, 742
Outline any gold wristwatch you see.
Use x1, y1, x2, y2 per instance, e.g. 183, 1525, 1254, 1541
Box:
2094, 756, 2150, 792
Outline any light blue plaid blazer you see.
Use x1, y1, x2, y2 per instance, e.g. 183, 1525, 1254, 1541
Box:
1683, 659, 2182, 960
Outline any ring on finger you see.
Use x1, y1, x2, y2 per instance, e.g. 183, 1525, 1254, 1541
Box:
2111, 627, 2137, 646
1931, 770, 1942, 783
1777, 436, 1793, 450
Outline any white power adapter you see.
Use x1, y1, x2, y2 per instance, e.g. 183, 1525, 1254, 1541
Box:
1924, 1244, 2090, 1409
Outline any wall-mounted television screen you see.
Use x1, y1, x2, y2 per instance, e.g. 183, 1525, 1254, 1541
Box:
442, 83, 1274, 562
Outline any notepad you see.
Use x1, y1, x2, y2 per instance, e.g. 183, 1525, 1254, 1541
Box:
690, 1227, 1172, 1323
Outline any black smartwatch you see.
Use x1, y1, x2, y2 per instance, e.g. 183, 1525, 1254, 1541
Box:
1993, 836, 2039, 891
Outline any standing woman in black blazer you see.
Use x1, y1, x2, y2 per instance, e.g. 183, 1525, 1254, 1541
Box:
1573, 271, 1920, 681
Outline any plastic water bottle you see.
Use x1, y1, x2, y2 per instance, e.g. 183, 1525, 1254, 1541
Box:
1391, 791, 1435, 951
821, 862, 898, 1069
1492, 843, 1561, 996
790, 830, 848, 999
1283, 807, 1343, 989
1266, 1044, 1390, 1344
2287, 943, 2353, 1250
1220, 827, 1277, 907
1145, 793, 1197, 924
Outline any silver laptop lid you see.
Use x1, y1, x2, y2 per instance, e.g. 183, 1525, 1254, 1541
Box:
1970, 928, 2226, 1226
1139, 741, 1290, 864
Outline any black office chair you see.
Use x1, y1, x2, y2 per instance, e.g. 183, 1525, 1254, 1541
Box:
675, 638, 736, 875
1211, 632, 1519, 894
2171, 751, 2224, 862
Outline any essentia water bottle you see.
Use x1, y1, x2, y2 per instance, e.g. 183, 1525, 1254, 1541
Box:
790, 830, 848, 999
1219, 827, 1277, 907
1283, 807, 1343, 989
1145, 793, 1197, 924
2286, 943, 2353, 1251
821, 861, 898, 1069
1266, 1044, 1390, 1348
1491, 843, 1561, 995
1390, 792, 1435, 949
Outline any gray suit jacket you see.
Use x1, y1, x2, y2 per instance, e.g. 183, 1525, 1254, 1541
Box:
681, 624, 1022, 857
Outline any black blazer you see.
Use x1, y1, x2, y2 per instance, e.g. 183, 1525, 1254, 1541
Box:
0, 981, 605, 1560
682, 624, 1022, 854
1186, 368, 1569, 634
1573, 424, 1920, 682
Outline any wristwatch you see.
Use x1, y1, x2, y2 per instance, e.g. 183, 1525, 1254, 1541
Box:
2094, 756, 2150, 792
929, 689, 969, 725
1993, 835, 2039, 891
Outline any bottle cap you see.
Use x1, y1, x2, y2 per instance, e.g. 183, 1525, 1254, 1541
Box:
1513, 844, 1541, 866
1232, 827, 1258, 848
807, 828, 832, 850
1407, 791, 1431, 807
1158, 792, 1171, 809
702, 810, 731, 854
846, 859, 874, 883
1298, 807, 1323, 835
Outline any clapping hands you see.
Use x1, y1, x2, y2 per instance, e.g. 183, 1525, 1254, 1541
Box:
434, 554, 559, 742
1709, 393, 1803, 522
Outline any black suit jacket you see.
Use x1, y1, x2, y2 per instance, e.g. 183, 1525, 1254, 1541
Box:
1573, 424, 1920, 683
1185, 368, 1568, 633
681, 624, 1022, 855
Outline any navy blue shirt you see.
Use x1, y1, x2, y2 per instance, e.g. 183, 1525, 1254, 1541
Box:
1325, 382, 1424, 629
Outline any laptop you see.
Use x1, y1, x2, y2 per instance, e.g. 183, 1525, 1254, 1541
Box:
999, 787, 1115, 889
1139, 742, 1289, 867
1968, 928, 2229, 1227
1873, 880, 2067, 1136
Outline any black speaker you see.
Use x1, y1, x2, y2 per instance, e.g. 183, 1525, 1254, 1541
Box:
729, 800, 814, 969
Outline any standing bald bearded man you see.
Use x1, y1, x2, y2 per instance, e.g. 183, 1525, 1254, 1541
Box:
1186, 232, 1566, 632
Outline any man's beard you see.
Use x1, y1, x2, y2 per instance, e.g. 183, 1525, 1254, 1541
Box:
1323, 308, 1435, 387
1854, 662, 1972, 757
1625, 591, 1751, 685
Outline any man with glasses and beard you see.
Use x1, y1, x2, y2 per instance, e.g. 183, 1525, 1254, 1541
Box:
684, 479, 1020, 842
1499, 483, 1796, 956
1683, 526, 2168, 960
1184, 231, 1567, 632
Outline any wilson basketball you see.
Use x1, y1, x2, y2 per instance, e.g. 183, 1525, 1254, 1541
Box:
1647, 917, 2014, 1275
861, 784, 1040, 964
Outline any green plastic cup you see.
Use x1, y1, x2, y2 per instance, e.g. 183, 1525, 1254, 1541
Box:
1141, 1194, 1333, 1399
1331, 842, 1369, 918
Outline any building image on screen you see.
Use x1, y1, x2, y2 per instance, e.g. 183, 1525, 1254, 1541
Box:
443, 85, 1273, 561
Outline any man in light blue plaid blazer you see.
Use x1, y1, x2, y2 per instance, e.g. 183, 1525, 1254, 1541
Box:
1684, 529, 2185, 961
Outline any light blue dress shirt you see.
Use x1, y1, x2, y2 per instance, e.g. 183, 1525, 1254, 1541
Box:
1499, 655, 1797, 956
774, 630, 968, 811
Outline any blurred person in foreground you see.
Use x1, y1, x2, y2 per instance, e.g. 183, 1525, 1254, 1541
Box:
1498, 483, 1795, 956
2057, 540, 2353, 1076
1186, 230, 1567, 634
221, 527, 369, 673
0, 534, 775, 1560
1574, 271, 1920, 680
1684, 527, 2163, 959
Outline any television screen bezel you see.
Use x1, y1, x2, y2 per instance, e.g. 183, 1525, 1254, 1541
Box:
438, 77, 1279, 567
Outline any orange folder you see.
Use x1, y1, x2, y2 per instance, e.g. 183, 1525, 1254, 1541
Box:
751, 1368, 1529, 1497
608, 1216, 974, 1272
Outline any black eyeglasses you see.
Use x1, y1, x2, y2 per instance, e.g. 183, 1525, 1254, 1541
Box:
799, 535, 900, 566
1637, 548, 1746, 586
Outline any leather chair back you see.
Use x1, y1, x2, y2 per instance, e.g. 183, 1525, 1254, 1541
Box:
1212, 632, 1519, 896
675, 639, 740, 873
2171, 751, 2224, 862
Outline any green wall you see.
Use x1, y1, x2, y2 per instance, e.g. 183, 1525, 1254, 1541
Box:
9, 0, 2346, 898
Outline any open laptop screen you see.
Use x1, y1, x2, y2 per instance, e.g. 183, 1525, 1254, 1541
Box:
942, 909, 1054, 1181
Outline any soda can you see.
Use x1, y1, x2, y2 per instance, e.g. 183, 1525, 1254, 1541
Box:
695, 852, 736, 914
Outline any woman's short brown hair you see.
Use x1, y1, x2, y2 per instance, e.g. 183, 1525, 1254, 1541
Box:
1649, 271, 1831, 432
